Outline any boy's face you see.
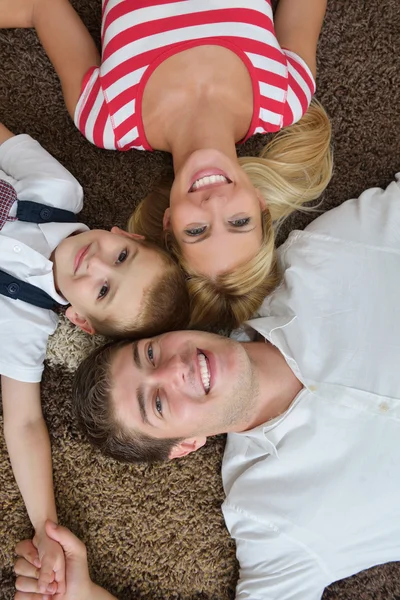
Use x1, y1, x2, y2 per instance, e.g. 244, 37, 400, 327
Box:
53, 227, 166, 334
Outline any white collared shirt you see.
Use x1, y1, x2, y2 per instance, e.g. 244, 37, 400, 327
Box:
223, 175, 400, 599
0, 135, 87, 382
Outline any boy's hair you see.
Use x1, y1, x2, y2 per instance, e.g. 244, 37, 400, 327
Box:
72, 339, 182, 463
89, 240, 190, 339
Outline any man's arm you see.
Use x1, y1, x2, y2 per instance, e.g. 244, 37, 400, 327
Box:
1, 376, 65, 594
274, 0, 327, 78
15, 521, 118, 600
224, 506, 328, 599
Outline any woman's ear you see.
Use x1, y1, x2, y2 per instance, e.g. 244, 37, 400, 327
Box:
256, 189, 268, 212
163, 207, 171, 231
111, 226, 145, 240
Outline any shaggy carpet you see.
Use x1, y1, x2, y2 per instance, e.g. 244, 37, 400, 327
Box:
1, 1, 400, 598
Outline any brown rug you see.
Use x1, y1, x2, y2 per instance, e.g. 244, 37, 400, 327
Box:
1, 1, 400, 598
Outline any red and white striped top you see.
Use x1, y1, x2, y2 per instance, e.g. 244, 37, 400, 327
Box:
74, 0, 316, 151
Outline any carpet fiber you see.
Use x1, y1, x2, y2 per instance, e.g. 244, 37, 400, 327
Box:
1, 1, 400, 598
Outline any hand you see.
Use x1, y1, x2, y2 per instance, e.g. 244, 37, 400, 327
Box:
33, 528, 66, 595
15, 520, 94, 600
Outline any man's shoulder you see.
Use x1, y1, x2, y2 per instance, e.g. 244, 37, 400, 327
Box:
304, 175, 400, 247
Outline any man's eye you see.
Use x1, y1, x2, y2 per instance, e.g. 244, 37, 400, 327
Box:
98, 283, 109, 299
230, 217, 250, 227
116, 249, 128, 263
147, 343, 154, 364
185, 225, 207, 236
155, 394, 163, 416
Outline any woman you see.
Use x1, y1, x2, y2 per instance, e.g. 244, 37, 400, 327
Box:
3, 0, 332, 328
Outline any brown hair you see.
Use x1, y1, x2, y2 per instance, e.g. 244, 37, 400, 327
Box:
89, 240, 190, 339
129, 100, 333, 330
72, 339, 183, 463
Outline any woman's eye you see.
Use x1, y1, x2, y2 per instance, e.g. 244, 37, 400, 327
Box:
155, 394, 163, 416
98, 283, 109, 299
230, 217, 250, 227
116, 249, 128, 263
147, 343, 154, 364
185, 225, 207, 236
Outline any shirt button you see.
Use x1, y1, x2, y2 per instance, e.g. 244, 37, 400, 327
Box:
7, 282, 20, 294
14, 245, 21, 253
40, 208, 52, 220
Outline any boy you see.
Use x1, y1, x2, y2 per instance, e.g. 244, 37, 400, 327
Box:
0, 122, 189, 595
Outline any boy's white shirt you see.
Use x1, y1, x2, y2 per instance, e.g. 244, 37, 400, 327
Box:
0, 134, 88, 382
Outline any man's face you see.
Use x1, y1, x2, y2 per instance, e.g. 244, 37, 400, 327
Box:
111, 330, 260, 456
53, 227, 165, 333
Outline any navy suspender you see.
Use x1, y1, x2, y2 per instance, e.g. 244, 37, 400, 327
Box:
0, 270, 59, 310
16, 200, 77, 224
1, 199, 78, 310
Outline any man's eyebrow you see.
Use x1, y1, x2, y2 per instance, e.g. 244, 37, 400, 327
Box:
137, 385, 150, 425
132, 340, 141, 369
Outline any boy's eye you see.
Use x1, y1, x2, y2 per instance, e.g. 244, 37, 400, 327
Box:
230, 217, 250, 227
116, 249, 128, 263
155, 394, 163, 416
98, 283, 109, 299
147, 343, 155, 365
185, 225, 207, 237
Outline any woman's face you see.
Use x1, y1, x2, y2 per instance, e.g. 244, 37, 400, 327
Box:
166, 149, 265, 277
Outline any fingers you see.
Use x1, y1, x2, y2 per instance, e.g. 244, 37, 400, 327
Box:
36, 557, 55, 593
14, 558, 40, 579
15, 541, 41, 569
15, 594, 51, 600
15, 575, 56, 595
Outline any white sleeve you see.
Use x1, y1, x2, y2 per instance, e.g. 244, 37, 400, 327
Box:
223, 506, 328, 600
0, 134, 83, 213
0, 303, 58, 383
305, 174, 400, 249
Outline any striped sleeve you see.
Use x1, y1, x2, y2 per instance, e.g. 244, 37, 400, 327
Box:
282, 49, 316, 128
74, 67, 117, 150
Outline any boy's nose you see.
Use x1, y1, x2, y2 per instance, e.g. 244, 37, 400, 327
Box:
87, 252, 108, 274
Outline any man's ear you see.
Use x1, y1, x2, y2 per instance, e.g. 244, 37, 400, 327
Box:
65, 306, 95, 335
110, 226, 145, 241
169, 437, 206, 460
163, 207, 171, 231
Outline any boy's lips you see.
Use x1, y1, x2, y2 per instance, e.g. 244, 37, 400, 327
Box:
74, 244, 91, 274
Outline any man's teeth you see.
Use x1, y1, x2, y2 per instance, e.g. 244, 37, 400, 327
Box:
198, 352, 210, 393
191, 174, 229, 191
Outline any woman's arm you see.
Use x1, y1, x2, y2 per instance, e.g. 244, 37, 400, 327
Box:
274, 0, 327, 78
1, 376, 65, 594
0, 0, 100, 118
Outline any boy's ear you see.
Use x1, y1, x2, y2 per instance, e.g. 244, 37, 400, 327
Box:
163, 207, 171, 231
111, 226, 145, 241
168, 437, 206, 460
65, 306, 95, 335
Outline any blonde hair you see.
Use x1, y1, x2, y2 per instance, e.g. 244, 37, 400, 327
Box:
129, 100, 333, 330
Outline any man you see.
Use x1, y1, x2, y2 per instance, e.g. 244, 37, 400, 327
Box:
15, 175, 400, 598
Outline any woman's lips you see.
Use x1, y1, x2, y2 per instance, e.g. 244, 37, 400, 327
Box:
188, 168, 231, 192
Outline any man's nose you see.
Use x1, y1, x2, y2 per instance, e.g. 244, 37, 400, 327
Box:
150, 354, 190, 389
